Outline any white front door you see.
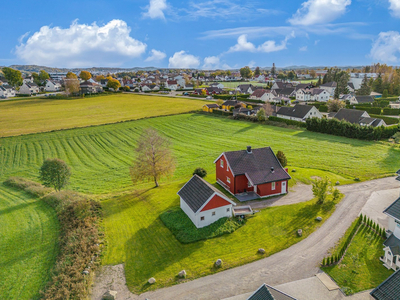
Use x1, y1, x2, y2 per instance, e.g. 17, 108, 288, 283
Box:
282, 181, 287, 193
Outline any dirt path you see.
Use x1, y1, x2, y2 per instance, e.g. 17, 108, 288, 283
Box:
91, 177, 398, 300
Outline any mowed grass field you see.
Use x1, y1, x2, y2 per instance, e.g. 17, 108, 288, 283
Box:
0, 185, 59, 300
0, 94, 209, 137
0, 113, 398, 194
102, 184, 342, 292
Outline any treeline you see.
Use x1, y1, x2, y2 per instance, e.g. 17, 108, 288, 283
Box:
306, 117, 399, 140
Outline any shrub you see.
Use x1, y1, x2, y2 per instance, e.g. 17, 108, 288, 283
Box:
4, 176, 52, 197
276, 151, 287, 167
39, 158, 71, 191
193, 167, 207, 178
268, 116, 307, 128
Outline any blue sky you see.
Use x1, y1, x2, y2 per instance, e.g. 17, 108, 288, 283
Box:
1, 0, 400, 69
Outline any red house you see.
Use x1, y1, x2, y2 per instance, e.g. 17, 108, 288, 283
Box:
214, 146, 291, 200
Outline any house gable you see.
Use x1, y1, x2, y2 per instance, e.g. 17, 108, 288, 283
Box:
200, 195, 234, 212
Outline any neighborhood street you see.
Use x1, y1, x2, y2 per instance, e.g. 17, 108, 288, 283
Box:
92, 177, 399, 300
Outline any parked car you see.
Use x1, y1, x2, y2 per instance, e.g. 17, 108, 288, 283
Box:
206, 96, 212, 100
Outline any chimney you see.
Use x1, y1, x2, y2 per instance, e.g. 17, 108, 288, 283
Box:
247, 146, 252, 153
271, 167, 274, 173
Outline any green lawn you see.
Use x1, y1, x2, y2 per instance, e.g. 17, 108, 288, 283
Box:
0, 94, 209, 137
0, 113, 397, 194
322, 225, 393, 295
102, 182, 342, 292
0, 185, 59, 300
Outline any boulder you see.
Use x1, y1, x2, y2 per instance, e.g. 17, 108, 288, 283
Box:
258, 248, 265, 254
178, 270, 186, 278
102, 290, 117, 300
316, 216, 322, 221
148, 277, 156, 284
335, 181, 340, 186
82, 270, 89, 275
292, 169, 296, 172
297, 229, 303, 237
215, 259, 223, 268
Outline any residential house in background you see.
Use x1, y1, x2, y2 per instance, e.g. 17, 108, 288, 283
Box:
0, 85, 16, 98
44, 79, 62, 92
332, 108, 386, 127
166, 80, 178, 90
350, 95, 375, 105
277, 105, 322, 122
178, 175, 236, 228
214, 146, 291, 200
222, 100, 246, 111
236, 84, 255, 94
80, 81, 103, 94
320, 81, 337, 96
250, 89, 277, 102
295, 88, 330, 102
19, 82, 39, 95
203, 103, 219, 112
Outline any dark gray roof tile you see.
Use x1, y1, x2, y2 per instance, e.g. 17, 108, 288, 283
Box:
248, 284, 297, 300
384, 197, 400, 220
371, 269, 400, 300
277, 104, 315, 119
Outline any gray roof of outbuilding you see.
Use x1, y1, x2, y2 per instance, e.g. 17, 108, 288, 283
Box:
356, 95, 374, 103
333, 108, 367, 124
371, 269, 400, 300
275, 88, 295, 96
248, 284, 297, 300
222, 147, 291, 185
384, 234, 400, 256
383, 197, 400, 220
277, 104, 314, 119
321, 81, 337, 87
177, 175, 229, 213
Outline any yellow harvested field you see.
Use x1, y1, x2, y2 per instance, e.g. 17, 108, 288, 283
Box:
0, 94, 209, 137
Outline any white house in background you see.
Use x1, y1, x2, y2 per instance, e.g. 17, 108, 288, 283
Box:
0, 85, 16, 98
320, 81, 337, 96
166, 80, 178, 90
210, 82, 224, 89
256, 75, 266, 82
277, 104, 322, 122
250, 89, 277, 102
19, 82, 39, 95
23, 76, 34, 84
381, 189, 400, 271
295, 88, 330, 102
44, 79, 61, 92
178, 175, 236, 228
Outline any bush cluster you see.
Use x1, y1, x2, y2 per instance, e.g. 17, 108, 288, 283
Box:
4, 177, 102, 300
306, 117, 399, 140
269, 116, 307, 128
382, 108, 400, 116
369, 114, 399, 125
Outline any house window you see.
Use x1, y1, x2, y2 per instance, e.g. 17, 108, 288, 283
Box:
212, 211, 216, 216
248, 181, 252, 188
271, 182, 276, 190
227, 177, 231, 184
200, 216, 205, 221
227, 208, 230, 212
220, 159, 224, 168
227, 165, 229, 172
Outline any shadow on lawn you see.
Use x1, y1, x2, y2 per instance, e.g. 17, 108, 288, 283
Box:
293, 130, 373, 147
124, 218, 205, 293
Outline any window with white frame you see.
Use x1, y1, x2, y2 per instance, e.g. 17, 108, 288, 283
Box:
271, 182, 276, 190
200, 216, 205, 221
220, 159, 224, 168
212, 211, 216, 216
247, 181, 252, 188
227, 177, 231, 184
226, 208, 230, 212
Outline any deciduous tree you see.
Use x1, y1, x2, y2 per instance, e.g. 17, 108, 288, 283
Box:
130, 128, 175, 187
240, 66, 253, 79
327, 99, 345, 112
79, 71, 92, 81
95, 75, 105, 82
39, 158, 71, 191
66, 71, 78, 79
2, 67, 23, 88
64, 78, 80, 96
106, 77, 121, 90
312, 177, 330, 204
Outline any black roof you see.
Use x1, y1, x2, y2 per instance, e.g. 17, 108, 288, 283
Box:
222, 147, 291, 185
248, 284, 297, 300
321, 81, 337, 87
356, 95, 374, 103
383, 197, 400, 221
275, 88, 295, 96
333, 108, 368, 124
223, 100, 244, 107
277, 104, 315, 119
205, 104, 219, 108
371, 118, 386, 127
348, 82, 355, 89
384, 234, 400, 256
370, 269, 400, 300
178, 175, 231, 213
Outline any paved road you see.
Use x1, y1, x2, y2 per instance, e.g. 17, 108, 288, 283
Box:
92, 177, 399, 300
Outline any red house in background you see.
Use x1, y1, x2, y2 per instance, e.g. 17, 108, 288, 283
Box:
214, 146, 291, 201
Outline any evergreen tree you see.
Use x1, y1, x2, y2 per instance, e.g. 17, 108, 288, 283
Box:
254, 67, 261, 76
357, 74, 371, 95
271, 63, 276, 76
317, 76, 322, 86
372, 74, 383, 93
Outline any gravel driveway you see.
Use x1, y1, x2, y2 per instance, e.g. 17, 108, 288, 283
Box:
92, 177, 399, 300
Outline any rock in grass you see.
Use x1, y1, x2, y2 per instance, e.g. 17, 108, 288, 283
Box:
178, 270, 186, 278
258, 248, 265, 254
82, 270, 89, 275
316, 216, 322, 221
102, 290, 117, 300
335, 181, 340, 186
215, 259, 223, 268
292, 169, 296, 172
148, 277, 156, 284
297, 229, 303, 237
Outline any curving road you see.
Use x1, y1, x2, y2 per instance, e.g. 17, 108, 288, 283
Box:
92, 177, 398, 300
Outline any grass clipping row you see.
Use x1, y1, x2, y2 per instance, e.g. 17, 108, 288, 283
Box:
4, 177, 102, 300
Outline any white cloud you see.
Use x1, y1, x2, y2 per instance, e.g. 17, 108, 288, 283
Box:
389, 0, 400, 18
202, 56, 220, 69
168, 51, 200, 68
370, 31, 400, 63
15, 20, 146, 68
248, 61, 256, 68
143, 0, 168, 19
145, 49, 166, 62
288, 0, 351, 26
228, 33, 294, 53
299, 46, 308, 51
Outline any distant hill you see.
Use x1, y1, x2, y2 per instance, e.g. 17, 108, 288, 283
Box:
8, 65, 159, 74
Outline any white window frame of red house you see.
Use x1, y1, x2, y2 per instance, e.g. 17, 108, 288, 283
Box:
271, 182, 276, 190
201, 216, 205, 221
220, 159, 224, 168
227, 177, 231, 184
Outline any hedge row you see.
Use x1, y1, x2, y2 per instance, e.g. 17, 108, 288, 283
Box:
212, 109, 233, 116
4, 177, 102, 300
306, 117, 399, 140
382, 108, 400, 115
269, 116, 307, 128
